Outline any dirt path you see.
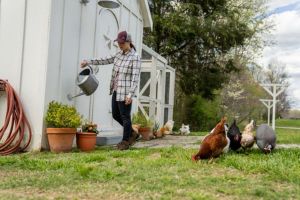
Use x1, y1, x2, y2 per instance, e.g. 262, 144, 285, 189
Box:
132, 135, 300, 149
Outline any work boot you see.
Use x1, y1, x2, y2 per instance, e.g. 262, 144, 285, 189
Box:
128, 131, 139, 146
117, 140, 130, 150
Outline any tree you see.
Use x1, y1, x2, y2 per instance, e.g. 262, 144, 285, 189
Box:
144, 0, 268, 130
220, 68, 266, 123
144, 0, 267, 98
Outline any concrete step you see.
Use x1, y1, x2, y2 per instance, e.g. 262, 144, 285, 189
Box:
96, 129, 122, 145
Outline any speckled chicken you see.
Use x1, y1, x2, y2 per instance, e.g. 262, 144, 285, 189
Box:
240, 120, 255, 150
256, 124, 276, 154
227, 120, 242, 151
192, 118, 228, 160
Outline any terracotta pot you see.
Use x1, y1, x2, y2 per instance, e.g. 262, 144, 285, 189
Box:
155, 130, 163, 138
139, 127, 152, 140
76, 132, 97, 152
46, 128, 77, 153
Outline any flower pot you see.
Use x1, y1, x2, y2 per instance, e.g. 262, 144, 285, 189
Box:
76, 132, 97, 152
155, 130, 163, 138
139, 127, 152, 140
46, 128, 77, 153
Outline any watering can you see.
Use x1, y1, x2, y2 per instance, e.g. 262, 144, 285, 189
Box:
67, 66, 99, 101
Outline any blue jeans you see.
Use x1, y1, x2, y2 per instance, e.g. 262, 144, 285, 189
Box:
112, 91, 132, 141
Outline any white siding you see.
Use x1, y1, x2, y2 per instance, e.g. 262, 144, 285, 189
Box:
0, 0, 151, 151
0, 0, 52, 151
0, 0, 26, 91
120, 6, 131, 32
43, 0, 82, 148
74, 0, 98, 121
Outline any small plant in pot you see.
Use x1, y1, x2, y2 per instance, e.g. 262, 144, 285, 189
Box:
45, 101, 82, 153
132, 112, 153, 140
77, 121, 99, 152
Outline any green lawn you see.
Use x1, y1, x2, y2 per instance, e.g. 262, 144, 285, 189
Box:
276, 119, 300, 127
189, 131, 207, 136
276, 129, 300, 144
190, 126, 300, 144
0, 147, 299, 200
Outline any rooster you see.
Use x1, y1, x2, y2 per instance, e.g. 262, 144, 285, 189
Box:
227, 120, 242, 151
240, 120, 255, 151
192, 118, 228, 161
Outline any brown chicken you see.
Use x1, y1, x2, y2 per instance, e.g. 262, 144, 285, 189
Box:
192, 118, 228, 161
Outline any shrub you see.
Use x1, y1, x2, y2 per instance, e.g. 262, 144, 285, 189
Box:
45, 101, 82, 128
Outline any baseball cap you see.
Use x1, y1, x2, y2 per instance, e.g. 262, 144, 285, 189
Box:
114, 31, 132, 44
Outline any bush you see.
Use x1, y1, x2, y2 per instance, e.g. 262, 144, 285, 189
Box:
45, 101, 82, 128
174, 94, 222, 131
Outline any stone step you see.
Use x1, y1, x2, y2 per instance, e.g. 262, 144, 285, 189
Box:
96, 129, 122, 145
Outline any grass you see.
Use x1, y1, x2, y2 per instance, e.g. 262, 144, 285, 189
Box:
190, 126, 300, 144
189, 131, 207, 136
276, 119, 300, 127
0, 147, 299, 200
276, 129, 300, 144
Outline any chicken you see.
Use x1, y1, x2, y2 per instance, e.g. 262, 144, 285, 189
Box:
227, 120, 242, 151
240, 120, 255, 150
256, 124, 276, 154
192, 118, 228, 161
156, 120, 174, 137
179, 124, 190, 135
202, 123, 230, 153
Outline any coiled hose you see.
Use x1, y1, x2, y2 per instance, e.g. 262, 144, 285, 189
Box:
0, 79, 32, 156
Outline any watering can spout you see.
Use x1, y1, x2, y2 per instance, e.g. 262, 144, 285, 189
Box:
67, 66, 99, 101
67, 92, 85, 101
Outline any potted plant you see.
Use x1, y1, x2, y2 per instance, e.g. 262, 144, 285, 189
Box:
45, 101, 82, 153
77, 121, 99, 152
132, 112, 153, 140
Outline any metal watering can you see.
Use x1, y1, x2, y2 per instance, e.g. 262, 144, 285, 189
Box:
67, 66, 99, 101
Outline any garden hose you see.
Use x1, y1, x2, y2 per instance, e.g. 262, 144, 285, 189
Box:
0, 79, 32, 156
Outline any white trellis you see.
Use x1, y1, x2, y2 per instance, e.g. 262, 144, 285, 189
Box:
137, 44, 175, 126
259, 99, 279, 126
260, 84, 287, 130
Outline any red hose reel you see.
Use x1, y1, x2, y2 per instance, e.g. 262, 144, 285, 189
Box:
0, 79, 32, 156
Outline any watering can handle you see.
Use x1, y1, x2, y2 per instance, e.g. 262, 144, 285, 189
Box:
87, 65, 93, 74
87, 65, 99, 74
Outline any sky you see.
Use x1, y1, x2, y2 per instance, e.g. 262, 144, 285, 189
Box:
257, 0, 300, 109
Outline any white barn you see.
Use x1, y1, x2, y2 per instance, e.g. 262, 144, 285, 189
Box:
0, 0, 174, 151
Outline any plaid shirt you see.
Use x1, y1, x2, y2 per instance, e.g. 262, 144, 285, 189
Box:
88, 48, 141, 101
